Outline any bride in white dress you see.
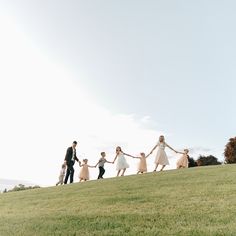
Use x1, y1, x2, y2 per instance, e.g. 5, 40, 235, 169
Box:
149, 135, 178, 171
113, 146, 132, 177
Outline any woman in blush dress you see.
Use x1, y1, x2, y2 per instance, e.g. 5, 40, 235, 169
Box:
149, 135, 178, 172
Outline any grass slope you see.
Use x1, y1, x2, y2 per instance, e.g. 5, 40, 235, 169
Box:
1, 165, 236, 236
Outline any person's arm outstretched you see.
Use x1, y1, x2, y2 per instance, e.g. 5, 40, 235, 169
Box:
123, 152, 136, 158
95, 161, 100, 168
74, 153, 79, 163
146, 153, 151, 158
113, 154, 118, 164
105, 159, 114, 164
88, 165, 96, 168
165, 143, 178, 153
149, 143, 159, 155
176, 151, 185, 154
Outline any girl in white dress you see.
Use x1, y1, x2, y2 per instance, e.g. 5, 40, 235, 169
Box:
149, 135, 178, 171
112, 146, 132, 177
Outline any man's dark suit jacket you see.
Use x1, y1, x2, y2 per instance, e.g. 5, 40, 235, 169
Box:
65, 147, 79, 164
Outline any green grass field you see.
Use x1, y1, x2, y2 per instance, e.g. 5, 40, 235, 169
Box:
1, 165, 236, 236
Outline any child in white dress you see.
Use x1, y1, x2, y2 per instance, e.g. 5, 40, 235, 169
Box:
149, 135, 178, 171
112, 146, 133, 177
56, 163, 66, 186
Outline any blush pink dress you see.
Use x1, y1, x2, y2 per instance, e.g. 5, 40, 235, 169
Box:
177, 154, 189, 168
138, 156, 147, 172
155, 142, 169, 165
79, 164, 89, 180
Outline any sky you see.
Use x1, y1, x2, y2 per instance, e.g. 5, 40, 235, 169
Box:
0, 0, 235, 188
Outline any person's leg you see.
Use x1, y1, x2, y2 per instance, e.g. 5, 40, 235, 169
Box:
64, 168, 70, 184
160, 165, 166, 171
101, 167, 105, 178
57, 175, 63, 185
117, 170, 121, 176
98, 167, 102, 179
121, 168, 126, 176
153, 164, 159, 172
70, 166, 75, 183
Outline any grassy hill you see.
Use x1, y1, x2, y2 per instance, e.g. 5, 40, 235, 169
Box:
1, 165, 236, 236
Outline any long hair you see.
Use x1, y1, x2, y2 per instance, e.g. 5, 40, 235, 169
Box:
159, 135, 165, 142
116, 146, 123, 154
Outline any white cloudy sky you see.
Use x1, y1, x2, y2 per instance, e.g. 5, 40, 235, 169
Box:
0, 0, 235, 187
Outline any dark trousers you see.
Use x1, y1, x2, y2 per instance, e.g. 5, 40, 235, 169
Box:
64, 161, 75, 184
98, 166, 105, 179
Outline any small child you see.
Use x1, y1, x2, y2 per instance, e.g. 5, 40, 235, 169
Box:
176, 149, 189, 169
79, 159, 95, 182
95, 152, 113, 179
132, 152, 150, 174
56, 163, 66, 186
113, 146, 133, 177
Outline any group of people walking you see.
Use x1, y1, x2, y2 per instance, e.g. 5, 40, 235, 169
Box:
56, 136, 190, 185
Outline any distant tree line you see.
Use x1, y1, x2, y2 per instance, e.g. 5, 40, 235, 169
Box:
189, 136, 236, 166
188, 155, 221, 167
2, 184, 40, 193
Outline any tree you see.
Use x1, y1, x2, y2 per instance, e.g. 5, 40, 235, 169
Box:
224, 137, 236, 163
196, 155, 221, 166
6, 184, 40, 193
188, 157, 197, 167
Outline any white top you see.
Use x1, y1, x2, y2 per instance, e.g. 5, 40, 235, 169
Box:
157, 142, 166, 150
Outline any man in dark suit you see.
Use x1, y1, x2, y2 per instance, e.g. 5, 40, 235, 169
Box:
64, 141, 80, 184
